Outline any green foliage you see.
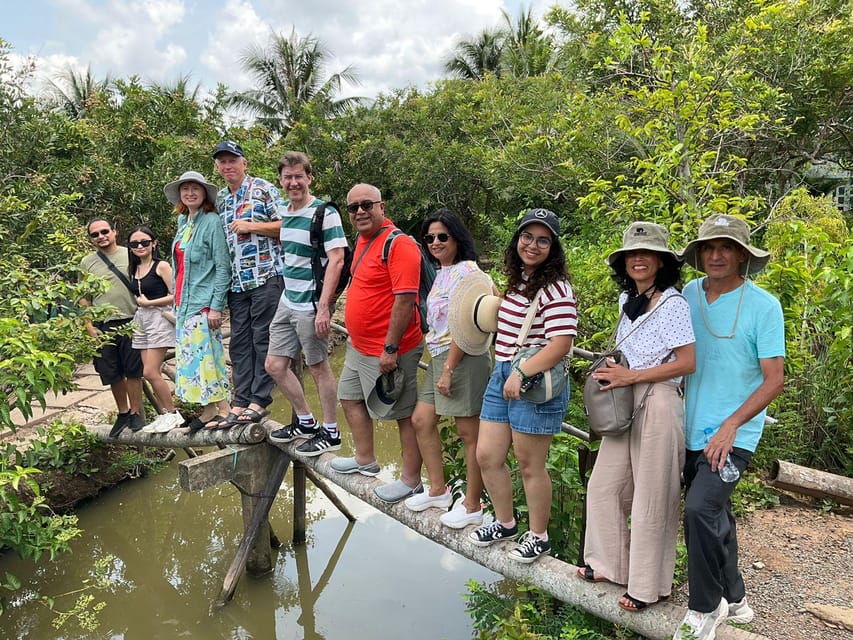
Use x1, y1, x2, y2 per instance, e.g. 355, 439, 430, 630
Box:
756, 191, 852, 474
466, 580, 616, 639
1, 422, 103, 476
730, 472, 781, 517
0, 465, 81, 562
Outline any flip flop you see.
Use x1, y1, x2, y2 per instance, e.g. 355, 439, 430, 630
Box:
235, 408, 270, 424
577, 564, 610, 583
618, 593, 669, 612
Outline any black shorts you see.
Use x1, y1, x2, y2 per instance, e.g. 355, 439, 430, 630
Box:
93, 319, 144, 385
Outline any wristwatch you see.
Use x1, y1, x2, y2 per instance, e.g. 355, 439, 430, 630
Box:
383, 344, 399, 354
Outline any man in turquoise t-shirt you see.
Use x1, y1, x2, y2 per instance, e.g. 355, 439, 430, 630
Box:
674, 215, 785, 640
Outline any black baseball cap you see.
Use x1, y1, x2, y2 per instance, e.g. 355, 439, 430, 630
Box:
213, 140, 245, 158
518, 208, 560, 237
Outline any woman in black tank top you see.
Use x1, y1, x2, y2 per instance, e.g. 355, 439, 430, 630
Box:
127, 226, 182, 432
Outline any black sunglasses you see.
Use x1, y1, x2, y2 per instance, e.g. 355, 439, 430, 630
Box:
424, 233, 450, 244
89, 228, 112, 238
346, 200, 382, 214
129, 239, 154, 249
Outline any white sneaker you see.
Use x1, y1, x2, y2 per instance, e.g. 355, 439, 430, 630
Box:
155, 411, 183, 433
440, 502, 484, 529
142, 414, 165, 433
404, 487, 453, 512
673, 599, 728, 640
727, 596, 754, 624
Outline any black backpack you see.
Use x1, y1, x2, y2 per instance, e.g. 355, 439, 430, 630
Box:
309, 201, 353, 307
381, 229, 437, 333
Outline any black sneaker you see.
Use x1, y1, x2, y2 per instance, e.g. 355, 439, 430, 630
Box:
269, 420, 319, 443
128, 412, 145, 432
109, 411, 131, 437
468, 521, 519, 547
295, 429, 342, 457
508, 532, 550, 563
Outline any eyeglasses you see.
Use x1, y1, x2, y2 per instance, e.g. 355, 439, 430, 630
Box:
129, 240, 153, 249
346, 200, 382, 214
424, 233, 450, 244
89, 228, 112, 238
519, 231, 552, 249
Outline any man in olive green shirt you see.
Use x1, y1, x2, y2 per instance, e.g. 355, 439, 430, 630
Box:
79, 218, 144, 435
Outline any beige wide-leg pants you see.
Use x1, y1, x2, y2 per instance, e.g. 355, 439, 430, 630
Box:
583, 381, 685, 603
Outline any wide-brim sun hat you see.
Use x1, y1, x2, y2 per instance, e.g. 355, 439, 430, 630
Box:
449, 270, 501, 356
164, 171, 219, 205
365, 369, 405, 418
606, 221, 680, 266
679, 214, 770, 275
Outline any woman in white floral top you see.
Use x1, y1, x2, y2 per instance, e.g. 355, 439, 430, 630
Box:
404, 209, 493, 529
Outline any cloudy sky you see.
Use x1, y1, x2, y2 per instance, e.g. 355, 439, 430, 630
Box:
4, 0, 543, 100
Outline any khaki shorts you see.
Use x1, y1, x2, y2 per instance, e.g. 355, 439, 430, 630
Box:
268, 301, 329, 365
132, 306, 176, 350
418, 350, 491, 417
338, 340, 423, 420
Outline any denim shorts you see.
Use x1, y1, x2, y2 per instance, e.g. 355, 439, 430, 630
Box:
479, 360, 569, 435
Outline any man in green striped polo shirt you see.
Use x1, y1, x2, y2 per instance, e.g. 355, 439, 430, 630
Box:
266, 151, 348, 455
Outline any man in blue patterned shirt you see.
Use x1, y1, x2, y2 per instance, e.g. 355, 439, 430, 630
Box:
214, 140, 285, 426
267, 151, 348, 455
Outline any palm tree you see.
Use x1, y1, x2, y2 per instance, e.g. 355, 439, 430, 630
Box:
500, 6, 557, 78
444, 28, 507, 80
227, 29, 362, 136
45, 65, 111, 118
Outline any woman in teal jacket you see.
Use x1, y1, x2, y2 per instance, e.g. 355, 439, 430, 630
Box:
164, 171, 232, 432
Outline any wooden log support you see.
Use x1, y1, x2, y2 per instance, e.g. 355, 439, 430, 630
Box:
268, 430, 769, 640
210, 448, 291, 608
88, 422, 268, 447
178, 443, 285, 585
769, 459, 853, 506
293, 461, 307, 544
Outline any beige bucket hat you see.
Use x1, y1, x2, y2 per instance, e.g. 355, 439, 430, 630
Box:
449, 270, 501, 356
679, 214, 769, 275
606, 221, 680, 266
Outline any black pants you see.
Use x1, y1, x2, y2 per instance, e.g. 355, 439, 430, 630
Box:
683, 447, 752, 613
227, 276, 282, 409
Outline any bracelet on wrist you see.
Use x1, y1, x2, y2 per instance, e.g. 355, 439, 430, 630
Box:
512, 363, 530, 383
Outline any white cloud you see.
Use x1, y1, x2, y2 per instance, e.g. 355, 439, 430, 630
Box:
201, 0, 506, 97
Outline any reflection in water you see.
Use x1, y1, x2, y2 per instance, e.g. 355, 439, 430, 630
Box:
0, 344, 506, 639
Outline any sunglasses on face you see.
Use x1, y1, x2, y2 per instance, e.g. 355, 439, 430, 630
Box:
89, 228, 112, 238
129, 239, 153, 249
346, 200, 382, 214
424, 233, 450, 244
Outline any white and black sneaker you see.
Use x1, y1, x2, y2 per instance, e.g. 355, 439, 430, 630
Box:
269, 420, 319, 443
295, 429, 341, 457
468, 520, 519, 547
508, 532, 550, 563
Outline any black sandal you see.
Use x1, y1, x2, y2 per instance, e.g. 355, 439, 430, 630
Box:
577, 564, 610, 583
187, 416, 206, 434
618, 593, 668, 612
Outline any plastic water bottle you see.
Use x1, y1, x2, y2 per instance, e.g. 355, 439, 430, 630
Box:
719, 454, 740, 483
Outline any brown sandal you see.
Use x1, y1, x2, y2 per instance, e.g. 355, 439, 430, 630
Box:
577, 564, 610, 583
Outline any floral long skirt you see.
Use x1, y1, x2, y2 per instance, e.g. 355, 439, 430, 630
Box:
175, 311, 231, 406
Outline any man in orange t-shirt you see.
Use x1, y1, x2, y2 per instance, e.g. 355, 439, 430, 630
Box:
331, 183, 426, 504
